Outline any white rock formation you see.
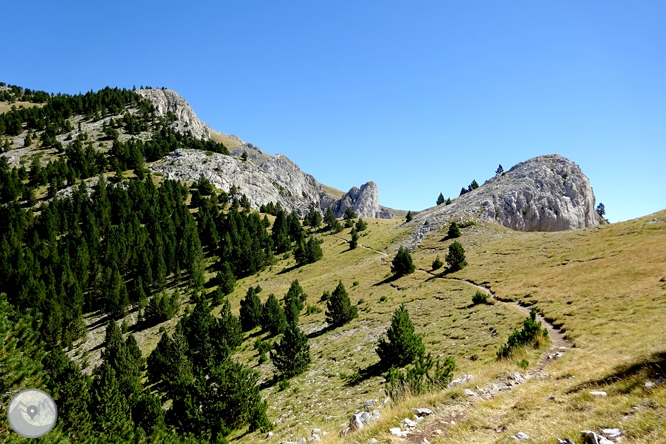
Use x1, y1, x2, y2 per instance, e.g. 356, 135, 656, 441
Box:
402, 154, 599, 249
136, 88, 211, 140
151, 149, 391, 218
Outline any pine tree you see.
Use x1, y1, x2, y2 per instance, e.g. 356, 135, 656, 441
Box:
355, 218, 367, 231
432, 256, 443, 270
216, 299, 244, 350
344, 207, 357, 220
436, 193, 445, 205
325, 281, 357, 327
391, 247, 415, 277
350, 227, 359, 249
240, 286, 263, 331
376, 304, 425, 368
405, 211, 413, 222
447, 221, 461, 238
262, 293, 287, 336
90, 361, 135, 442
596, 202, 606, 217
324, 207, 337, 230
496, 164, 504, 175
271, 323, 311, 378
217, 262, 236, 295
445, 241, 467, 271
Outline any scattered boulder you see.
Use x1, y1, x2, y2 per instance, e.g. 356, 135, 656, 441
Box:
557, 439, 574, 444
511, 432, 530, 441
447, 374, 473, 388
589, 391, 608, 397
600, 429, 622, 440
363, 399, 378, 410
401, 418, 417, 429
297, 437, 306, 444
412, 408, 433, 417
464, 389, 478, 397
390, 428, 409, 438
581, 431, 613, 444
267, 432, 274, 439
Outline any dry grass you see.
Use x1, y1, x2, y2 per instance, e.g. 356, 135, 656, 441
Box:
210, 131, 244, 150
0, 100, 43, 114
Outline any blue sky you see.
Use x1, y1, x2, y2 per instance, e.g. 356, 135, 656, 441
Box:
2, 1, 665, 222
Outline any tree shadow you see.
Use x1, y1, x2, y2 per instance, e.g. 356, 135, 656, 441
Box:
344, 361, 385, 387
277, 264, 300, 275
373, 274, 400, 287
307, 323, 334, 339
566, 351, 666, 395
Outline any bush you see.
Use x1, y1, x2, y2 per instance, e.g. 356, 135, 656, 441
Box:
355, 218, 367, 231
320, 291, 331, 302
391, 247, 415, 277
345, 218, 354, 228
445, 241, 467, 271
432, 256, 443, 270
306, 304, 322, 315
278, 379, 290, 391
496, 308, 549, 359
261, 294, 287, 336
384, 353, 456, 401
144, 291, 181, 326
517, 359, 529, 369
376, 304, 424, 368
472, 291, 488, 305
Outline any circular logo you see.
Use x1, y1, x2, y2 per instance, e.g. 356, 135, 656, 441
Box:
7, 389, 58, 438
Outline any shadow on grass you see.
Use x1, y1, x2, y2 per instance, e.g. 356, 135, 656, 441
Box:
566, 351, 666, 395
344, 361, 386, 387
307, 323, 335, 339
277, 264, 300, 275
373, 274, 401, 287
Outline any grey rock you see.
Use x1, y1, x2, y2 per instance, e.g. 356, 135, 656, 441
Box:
329, 181, 392, 219
582, 431, 613, 444
557, 439, 574, 444
400, 154, 599, 250
378, 398, 390, 409
601, 429, 621, 439
363, 399, 378, 410
390, 427, 408, 437
136, 89, 211, 140
511, 432, 530, 441
267, 432, 274, 438
297, 438, 306, 444
447, 374, 473, 388
152, 149, 391, 218
411, 408, 433, 417
338, 427, 350, 437
371, 410, 381, 420
464, 389, 477, 397
589, 391, 608, 396
401, 418, 417, 429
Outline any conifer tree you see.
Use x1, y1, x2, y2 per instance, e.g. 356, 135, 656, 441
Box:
216, 299, 244, 350
406, 210, 413, 222
262, 293, 287, 336
376, 304, 425, 368
496, 164, 504, 175
350, 227, 359, 249
447, 221, 461, 238
217, 262, 236, 295
240, 286, 264, 331
445, 241, 467, 271
437, 193, 445, 205
344, 207, 357, 220
355, 218, 367, 231
90, 361, 135, 442
271, 323, 311, 379
325, 281, 357, 327
391, 247, 415, 277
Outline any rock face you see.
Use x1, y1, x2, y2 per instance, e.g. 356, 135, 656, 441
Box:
136, 88, 211, 140
136, 89, 393, 218
151, 149, 391, 218
330, 182, 392, 219
403, 154, 598, 248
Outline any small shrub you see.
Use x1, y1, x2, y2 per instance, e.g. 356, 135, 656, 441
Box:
379, 295, 388, 302
472, 291, 488, 305
353, 281, 359, 287
432, 256, 443, 270
384, 353, 456, 401
205, 150, 213, 156
448, 221, 462, 238
278, 380, 290, 391
357, 299, 365, 305
320, 291, 330, 302
306, 304, 322, 315
497, 308, 549, 359
517, 359, 529, 369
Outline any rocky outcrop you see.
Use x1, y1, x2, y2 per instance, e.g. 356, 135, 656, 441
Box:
151, 149, 392, 218
138, 88, 393, 219
329, 182, 392, 219
403, 154, 598, 248
136, 88, 211, 140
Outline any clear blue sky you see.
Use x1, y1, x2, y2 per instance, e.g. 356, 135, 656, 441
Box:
2, 1, 665, 222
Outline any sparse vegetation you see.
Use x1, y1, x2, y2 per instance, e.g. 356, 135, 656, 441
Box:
445, 241, 467, 270
471, 290, 488, 305
496, 308, 549, 359
391, 247, 415, 276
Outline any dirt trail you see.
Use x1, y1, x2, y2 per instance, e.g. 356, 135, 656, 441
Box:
416, 268, 572, 374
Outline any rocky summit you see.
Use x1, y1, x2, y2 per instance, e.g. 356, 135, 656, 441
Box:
138, 88, 394, 219
404, 154, 599, 248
